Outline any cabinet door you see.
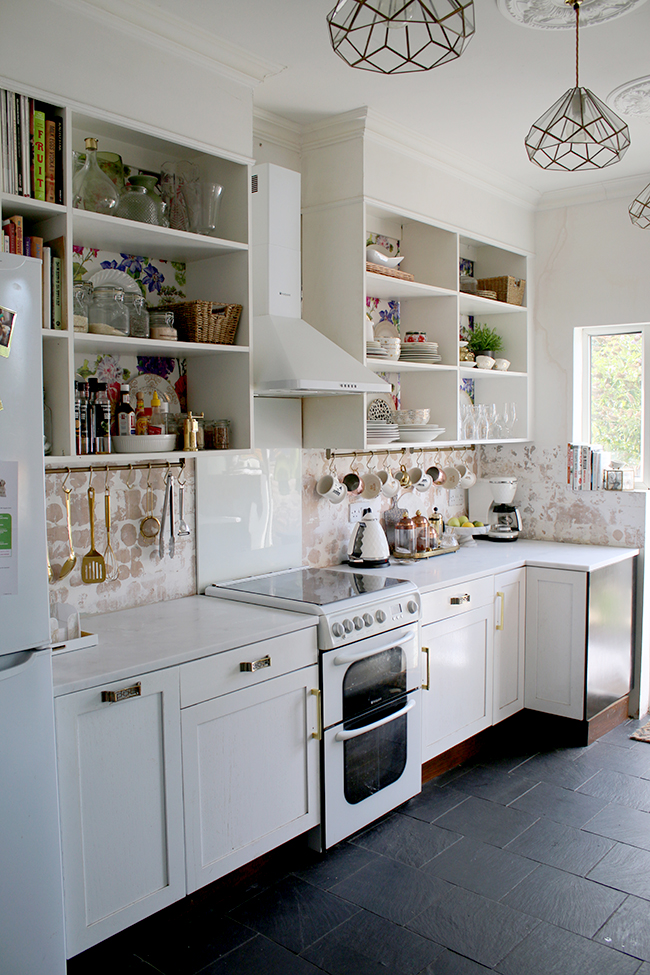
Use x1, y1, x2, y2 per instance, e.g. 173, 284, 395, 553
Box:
421, 604, 494, 762
55, 668, 185, 957
493, 567, 526, 723
525, 567, 586, 719
182, 664, 320, 893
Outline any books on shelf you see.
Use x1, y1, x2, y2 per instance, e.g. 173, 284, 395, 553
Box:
1, 88, 62, 203
567, 442, 610, 491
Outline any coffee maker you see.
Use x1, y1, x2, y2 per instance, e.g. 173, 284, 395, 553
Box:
486, 477, 521, 542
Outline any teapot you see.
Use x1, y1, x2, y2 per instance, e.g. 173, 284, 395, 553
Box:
347, 508, 390, 567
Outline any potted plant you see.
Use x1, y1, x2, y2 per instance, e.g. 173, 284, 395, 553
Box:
466, 323, 504, 358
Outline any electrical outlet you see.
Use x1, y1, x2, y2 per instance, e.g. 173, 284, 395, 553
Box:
349, 502, 367, 523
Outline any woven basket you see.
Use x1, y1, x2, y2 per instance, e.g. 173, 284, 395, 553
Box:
476, 276, 525, 306
366, 261, 415, 282
170, 301, 242, 344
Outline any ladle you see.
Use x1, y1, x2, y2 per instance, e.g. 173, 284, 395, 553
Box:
140, 466, 161, 539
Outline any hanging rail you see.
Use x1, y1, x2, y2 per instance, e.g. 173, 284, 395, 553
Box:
325, 445, 474, 461
44, 458, 186, 477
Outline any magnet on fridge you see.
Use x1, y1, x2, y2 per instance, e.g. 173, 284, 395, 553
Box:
0, 306, 16, 357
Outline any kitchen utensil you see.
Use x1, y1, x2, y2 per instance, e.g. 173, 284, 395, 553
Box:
347, 508, 390, 567
168, 476, 175, 559
58, 485, 76, 580
81, 486, 106, 584
103, 485, 118, 581
140, 469, 161, 539
177, 479, 191, 536
159, 473, 171, 559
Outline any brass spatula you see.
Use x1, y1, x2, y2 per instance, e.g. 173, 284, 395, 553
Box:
81, 486, 106, 584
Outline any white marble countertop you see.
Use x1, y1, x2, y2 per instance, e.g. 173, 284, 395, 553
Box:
52, 596, 318, 696
53, 540, 637, 696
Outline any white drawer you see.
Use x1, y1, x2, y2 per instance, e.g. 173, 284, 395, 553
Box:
420, 575, 494, 624
180, 627, 318, 707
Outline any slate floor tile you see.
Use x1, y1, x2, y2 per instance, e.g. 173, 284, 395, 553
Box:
407, 884, 540, 968
330, 856, 451, 925
202, 934, 326, 975
599, 718, 650, 749
505, 816, 615, 876
580, 742, 650, 779
587, 843, 650, 899
583, 803, 650, 852
449, 765, 538, 805
508, 780, 608, 828
496, 919, 642, 975
421, 948, 495, 974
422, 836, 539, 899
301, 908, 443, 975
577, 767, 650, 812
292, 841, 379, 891
434, 795, 537, 848
595, 895, 650, 960
512, 752, 598, 791
401, 783, 469, 824
500, 862, 626, 938
349, 810, 461, 867
228, 875, 358, 954
68, 948, 163, 975
134, 914, 255, 975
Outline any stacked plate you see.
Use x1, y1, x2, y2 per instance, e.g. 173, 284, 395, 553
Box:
397, 424, 445, 443
367, 422, 400, 444
366, 340, 389, 360
399, 341, 441, 364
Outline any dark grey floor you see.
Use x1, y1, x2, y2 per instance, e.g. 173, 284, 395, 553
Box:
68, 713, 650, 975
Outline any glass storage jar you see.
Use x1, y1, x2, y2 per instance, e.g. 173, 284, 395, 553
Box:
73, 281, 92, 333
121, 174, 167, 226
394, 513, 416, 557
413, 511, 431, 553
148, 308, 177, 341
88, 286, 129, 336
125, 293, 150, 338
205, 418, 230, 449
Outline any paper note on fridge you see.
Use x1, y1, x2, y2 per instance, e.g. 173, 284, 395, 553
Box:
0, 461, 18, 594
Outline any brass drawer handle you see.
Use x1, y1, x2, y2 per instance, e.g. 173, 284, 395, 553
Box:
450, 594, 471, 605
422, 647, 431, 691
496, 591, 505, 631
240, 655, 271, 673
101, 682, 141, 704
311, 688, 323, 740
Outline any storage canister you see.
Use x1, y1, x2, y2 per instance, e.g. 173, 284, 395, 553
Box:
88, 286, 129, 335
394, 513, 416, 556
73, 281, 92, 333
125, 293, 150, 337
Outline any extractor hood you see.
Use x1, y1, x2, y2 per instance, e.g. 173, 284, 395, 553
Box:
251, 164, 390, 398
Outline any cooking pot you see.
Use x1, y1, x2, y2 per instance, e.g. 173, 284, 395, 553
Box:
347, 508, 390, 567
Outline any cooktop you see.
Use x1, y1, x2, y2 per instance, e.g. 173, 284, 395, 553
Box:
207, 566, 411, 608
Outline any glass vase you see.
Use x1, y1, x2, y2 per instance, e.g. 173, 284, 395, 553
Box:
72, 138, 119, 214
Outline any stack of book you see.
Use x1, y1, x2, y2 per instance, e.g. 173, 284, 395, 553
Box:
1, 88, 63, 203
1, 215, 64, 330
567, 443, 610, 491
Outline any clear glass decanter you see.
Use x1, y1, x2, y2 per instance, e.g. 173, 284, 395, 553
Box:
72, 138, 119, 214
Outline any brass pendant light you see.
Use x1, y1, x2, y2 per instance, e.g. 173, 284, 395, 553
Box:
524, 0, 631, 171
326, 0, 475, 75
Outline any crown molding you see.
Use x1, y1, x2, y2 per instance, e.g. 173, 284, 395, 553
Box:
253, 109, 302, 154
53, 0, 285, 89
536, 173, 650, 210
301, 108, 370, 152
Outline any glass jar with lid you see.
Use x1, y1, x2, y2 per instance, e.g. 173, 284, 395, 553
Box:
394, 513, 416, 557
413, 511, 431, 553
205, 418, 230, 449
88, 286, 129, 336
73, 281, 92, 333
149, 308, 177, 341
124, 293, 150, 338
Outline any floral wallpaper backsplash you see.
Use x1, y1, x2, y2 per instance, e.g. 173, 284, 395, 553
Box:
46, 462, 196, 617
302, 447, 477, 568
479, 444, 647, 548
73, 247, 186, 304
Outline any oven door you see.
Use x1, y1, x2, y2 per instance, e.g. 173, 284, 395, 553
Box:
322, 689, 421, 849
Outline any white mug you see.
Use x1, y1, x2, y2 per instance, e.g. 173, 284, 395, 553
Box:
361, 471, 382, 500
409, 467, 432, 493
380, 470, 400, 497
442, 465, 461, 489
459, 467, 477, 488
316, 473, 347, 504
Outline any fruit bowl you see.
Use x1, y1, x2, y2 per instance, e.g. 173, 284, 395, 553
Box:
445, 524, 488, 546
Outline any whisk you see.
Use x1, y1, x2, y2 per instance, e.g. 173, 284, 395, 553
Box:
103, 473, 119, 582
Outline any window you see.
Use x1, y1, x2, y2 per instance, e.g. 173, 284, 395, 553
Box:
574, 323, 648, 487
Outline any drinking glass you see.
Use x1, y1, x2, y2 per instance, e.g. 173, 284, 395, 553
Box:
503, 401, 517, 437
476, 404, 489, 440
182, 181, 224, 235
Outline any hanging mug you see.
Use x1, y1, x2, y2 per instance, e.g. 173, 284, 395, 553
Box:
361, 470, 382, 500
408, 467, 433, 493
343, 470, 364, 495
426, 465, 446, 486
378, 469, 400, 498
316, 473, 347, 504
395, 465, 411, 487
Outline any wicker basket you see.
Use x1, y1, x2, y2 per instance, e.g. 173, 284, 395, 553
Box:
366, 261, 415, 282
476, 276, 526, 306
170, 301, 242, 345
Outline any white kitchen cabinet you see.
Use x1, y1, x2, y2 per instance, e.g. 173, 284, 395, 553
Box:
493, 567, 526, 724
180, 630, 320, 892
420, 578, 494, 761
525, 566, 587, 719
54, 667, 185, 957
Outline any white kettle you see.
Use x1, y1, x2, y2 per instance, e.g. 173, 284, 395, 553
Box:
347, 508, 390, 567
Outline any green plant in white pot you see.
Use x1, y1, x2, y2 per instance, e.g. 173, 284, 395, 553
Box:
466, 323, 504, 358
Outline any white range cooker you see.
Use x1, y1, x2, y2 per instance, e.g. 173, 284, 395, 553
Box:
205, 566, 422, 849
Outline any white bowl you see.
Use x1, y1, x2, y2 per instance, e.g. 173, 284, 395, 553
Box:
112, 434, 177, 453
366, 246, 405, 268
494, 358, 511, 371
475, 355, 496, 369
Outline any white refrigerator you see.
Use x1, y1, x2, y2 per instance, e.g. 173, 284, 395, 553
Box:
0, 253, 67, 973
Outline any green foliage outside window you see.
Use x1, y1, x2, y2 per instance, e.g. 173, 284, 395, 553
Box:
589, 332, 642, 472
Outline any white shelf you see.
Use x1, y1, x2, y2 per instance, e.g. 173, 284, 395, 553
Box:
459, 292, 526, 316
461, 367, 527, 379
367, 359, 457, 373
366, 271, 456, 301
73, 332, 249, 358
1, 193, 66, 220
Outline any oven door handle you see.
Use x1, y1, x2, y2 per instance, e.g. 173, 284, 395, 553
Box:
333, 628, 416, 665
334, 698, 416, 741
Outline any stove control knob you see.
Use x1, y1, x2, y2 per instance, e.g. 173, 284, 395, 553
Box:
363, 613, 373, 627
332, 622, 345, 638
375, 609, 386, 624
343, 618, 354, 633
407, 600, 419, 615
353, 616, 364, 630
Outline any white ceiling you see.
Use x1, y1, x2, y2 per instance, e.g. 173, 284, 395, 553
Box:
149, 0, 650, 201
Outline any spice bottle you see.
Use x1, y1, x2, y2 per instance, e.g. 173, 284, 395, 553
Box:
75, 380, 90, 455
135, 393, 148, 435
149, 392, 169, 435
94, 381, 112, 453
115, 384, 135, 436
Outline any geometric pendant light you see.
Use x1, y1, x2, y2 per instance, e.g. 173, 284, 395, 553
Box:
629, 182, 650, 228
524, 0, 631, 171
326, 0, 475, 75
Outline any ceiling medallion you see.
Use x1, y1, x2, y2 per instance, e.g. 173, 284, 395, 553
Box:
608, 76, 650, 118
326, 0, 475, 74
496, 0, 648, 29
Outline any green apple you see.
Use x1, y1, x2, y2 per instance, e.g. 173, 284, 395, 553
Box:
459, 516, 471, 525
473, 520, 484, 527
447, 517, 461, 527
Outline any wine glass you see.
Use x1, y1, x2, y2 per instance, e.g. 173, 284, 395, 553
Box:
503, 402, 517, 437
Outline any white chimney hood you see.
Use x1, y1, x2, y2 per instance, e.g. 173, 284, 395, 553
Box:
251, 164, 390, 398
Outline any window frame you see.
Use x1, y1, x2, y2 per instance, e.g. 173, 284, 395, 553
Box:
573, 322, 649, 489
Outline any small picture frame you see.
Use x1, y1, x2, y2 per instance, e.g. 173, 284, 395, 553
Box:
0, 305, 16, 358
604, 469, 624, 491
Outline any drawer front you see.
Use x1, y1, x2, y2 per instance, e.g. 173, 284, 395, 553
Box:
180, 627, 318, 707
420, 575, 494, 624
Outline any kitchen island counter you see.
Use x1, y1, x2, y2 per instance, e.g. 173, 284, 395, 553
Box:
53, 596, 318, 696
